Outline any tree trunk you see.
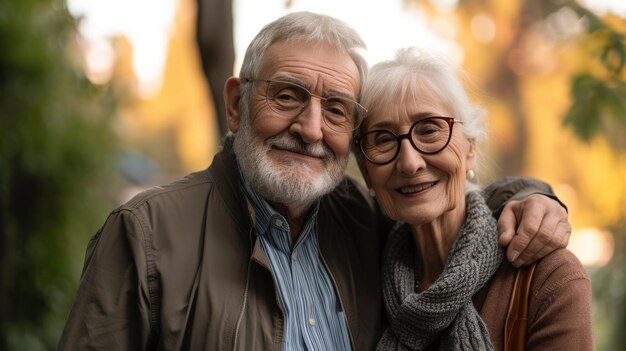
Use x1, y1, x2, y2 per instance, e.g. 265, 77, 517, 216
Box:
196, 0, 234, 138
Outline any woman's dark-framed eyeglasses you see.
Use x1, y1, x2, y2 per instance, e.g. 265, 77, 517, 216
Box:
356, 116, 462, 165
241, 78, 367, 133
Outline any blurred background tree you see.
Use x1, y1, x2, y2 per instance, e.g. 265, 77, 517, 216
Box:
0, 0, 120, 349
559, 5, 626, 349
196, 0, 234, 139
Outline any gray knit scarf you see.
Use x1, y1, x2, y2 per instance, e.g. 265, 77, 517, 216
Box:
377, 191, 504, 351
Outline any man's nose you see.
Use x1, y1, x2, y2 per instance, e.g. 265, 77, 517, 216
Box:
289, 97, 324, 144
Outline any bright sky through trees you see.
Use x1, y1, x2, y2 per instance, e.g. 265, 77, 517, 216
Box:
68, 0, 626, 96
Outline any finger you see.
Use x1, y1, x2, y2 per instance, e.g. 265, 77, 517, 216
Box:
514, 223, 557, 266
527, 193, 569, 242
507, 234, 532, 267
497, 201, 520, 248
515, 203, 570, 265
514, 241, 553, 267
512, 210, 557, 267
555, 219, 572, 248
505, 204, 542, 265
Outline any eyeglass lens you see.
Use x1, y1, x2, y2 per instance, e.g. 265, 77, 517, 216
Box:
265, 80, 360, 132
360, 117, 454, 164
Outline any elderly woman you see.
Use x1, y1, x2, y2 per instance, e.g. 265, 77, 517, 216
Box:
355, 48, 594, 350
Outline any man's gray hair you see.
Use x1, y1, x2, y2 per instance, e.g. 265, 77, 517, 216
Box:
240, 11, 367, 85
237, 12, 368, 126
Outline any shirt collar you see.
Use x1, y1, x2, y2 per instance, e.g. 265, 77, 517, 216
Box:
237, 161, 320, 242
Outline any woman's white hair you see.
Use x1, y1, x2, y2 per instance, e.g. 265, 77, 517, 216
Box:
358, 47, 490, 181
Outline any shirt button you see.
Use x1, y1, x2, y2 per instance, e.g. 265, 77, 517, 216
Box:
275, 219, 283, 227
308, 318, 316, 326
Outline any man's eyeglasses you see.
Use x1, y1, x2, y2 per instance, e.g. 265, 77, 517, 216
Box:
242, 78, 367, 133
356, 117, 462, 165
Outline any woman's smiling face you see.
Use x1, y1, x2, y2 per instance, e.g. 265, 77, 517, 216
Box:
361, 87, 476, 225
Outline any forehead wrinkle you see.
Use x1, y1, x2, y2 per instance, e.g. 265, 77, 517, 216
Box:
270, 75, 358, 103
273, 63, 357, 89
261, 42, 360, 96
268, 50, 358, 79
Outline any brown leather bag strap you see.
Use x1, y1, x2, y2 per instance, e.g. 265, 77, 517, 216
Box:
504, 263, 537, 351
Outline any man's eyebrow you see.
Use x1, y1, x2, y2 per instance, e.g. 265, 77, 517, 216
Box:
324, 89, 357, 101
270, 75, 308, 88
270, 75, 358, 101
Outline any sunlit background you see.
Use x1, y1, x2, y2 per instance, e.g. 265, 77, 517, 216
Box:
67, 0, 625, 265
1, 0, 625, 349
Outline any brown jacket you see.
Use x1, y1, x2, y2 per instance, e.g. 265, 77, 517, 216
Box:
475, 249, 595, 350
58, 139, 388, 350
58, 137, 560, 350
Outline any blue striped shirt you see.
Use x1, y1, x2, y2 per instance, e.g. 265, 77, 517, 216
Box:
239, 168, 351, 351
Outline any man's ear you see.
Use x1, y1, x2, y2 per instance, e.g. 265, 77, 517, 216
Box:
224, 77, 242, 133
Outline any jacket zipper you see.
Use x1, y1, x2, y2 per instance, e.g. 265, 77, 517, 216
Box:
319, 253, 356, 350
232, 228, 254, 351
234, 228, 286, 350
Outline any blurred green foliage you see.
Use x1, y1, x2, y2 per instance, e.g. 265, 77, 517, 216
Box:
589, 224, 626, 351
564, 5, 626, 150
0, 0, 120, 349
564, 6, 626, 351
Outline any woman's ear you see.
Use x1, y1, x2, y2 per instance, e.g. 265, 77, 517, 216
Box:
466, 137, 477, 172
356, 154, 373, 189
224, 77, 242, 133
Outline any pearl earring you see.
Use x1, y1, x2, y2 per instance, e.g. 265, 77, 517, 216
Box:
467, 170, 475, 180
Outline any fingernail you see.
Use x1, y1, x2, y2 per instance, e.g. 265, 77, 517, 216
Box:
510, 250, 520, 262
512, 259, 522, 268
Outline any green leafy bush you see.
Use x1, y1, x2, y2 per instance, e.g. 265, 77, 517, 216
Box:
0, 0, 120, 349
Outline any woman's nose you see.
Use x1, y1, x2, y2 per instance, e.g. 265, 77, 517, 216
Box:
395, 139, 426, 175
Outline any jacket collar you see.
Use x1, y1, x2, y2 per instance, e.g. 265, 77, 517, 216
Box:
207, 137, 250, 226
207, 136, 272, 268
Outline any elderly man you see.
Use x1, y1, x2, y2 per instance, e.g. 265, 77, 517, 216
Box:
59, 12, 570, 350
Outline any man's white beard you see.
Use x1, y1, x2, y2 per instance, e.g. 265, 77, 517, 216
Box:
233, 114, 348, 210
